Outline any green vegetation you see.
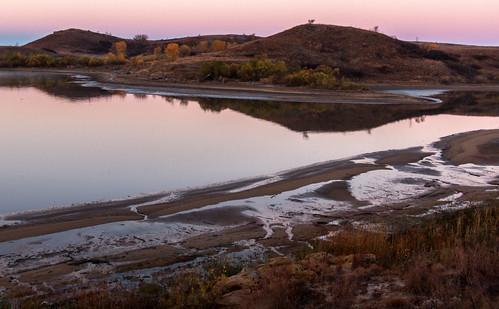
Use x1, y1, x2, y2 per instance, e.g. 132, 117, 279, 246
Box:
200, 57, 364, 90
284, 65, 363, 89
0, 52, 109, 68
200, 57, 287, 82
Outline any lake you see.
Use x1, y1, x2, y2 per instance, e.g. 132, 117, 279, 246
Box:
0, 71, 497, 214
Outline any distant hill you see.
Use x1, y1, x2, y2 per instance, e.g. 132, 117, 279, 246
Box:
25, 29, 125, 55
24, 29, 258, 57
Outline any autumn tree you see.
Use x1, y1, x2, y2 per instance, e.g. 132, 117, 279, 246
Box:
114, 41, 127, 62
133, 34, 149, 41
211, 40, 227, 52
165, 43, 179, 61
106, 41, 127, 64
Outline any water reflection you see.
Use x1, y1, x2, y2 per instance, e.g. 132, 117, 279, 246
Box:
0, 72, 497, 213
0, 71, 111, 101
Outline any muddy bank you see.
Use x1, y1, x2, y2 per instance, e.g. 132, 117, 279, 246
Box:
439, 129, 499, 165
1, 146, 434, 243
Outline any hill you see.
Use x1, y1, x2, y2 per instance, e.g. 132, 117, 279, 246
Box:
25, 29, 126, 55
224, 24, 499, 83
24, 29, 258, 57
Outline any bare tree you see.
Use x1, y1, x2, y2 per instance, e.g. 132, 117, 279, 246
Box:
133, 34, 149, 41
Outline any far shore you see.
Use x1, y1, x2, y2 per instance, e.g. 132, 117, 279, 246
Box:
4, 68, 499, 105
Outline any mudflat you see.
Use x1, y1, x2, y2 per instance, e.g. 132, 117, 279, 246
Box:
441, 129, 499, 165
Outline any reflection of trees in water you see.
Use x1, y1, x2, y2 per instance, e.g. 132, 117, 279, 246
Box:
408, 116, 426, 127
133, 93, 148, 100
194, 92, 498, 133
195, 97, 437, 133
0, 72, 112, 101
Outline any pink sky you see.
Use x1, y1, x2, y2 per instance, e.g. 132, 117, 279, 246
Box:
1, 0, 498, 45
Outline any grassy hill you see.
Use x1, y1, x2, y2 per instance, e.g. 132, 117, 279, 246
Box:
2, 24, 499, 85
225, 24, 499, 83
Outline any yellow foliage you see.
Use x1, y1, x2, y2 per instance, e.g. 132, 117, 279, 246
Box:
211, 40, 227, 52
114, 41, 127, 58
165, 43, 180, 61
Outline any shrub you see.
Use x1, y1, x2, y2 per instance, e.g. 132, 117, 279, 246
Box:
165, 43, 179, 61
26, 53, 56, 67
284, 65, 341, 88
104, 52, 126, 65
237, 57, 288, 81
200, 61, 231, 80
133, 34, 149, 41
1, 52, 28, 67
211, 40, 227, 52
131, 55, 145, 66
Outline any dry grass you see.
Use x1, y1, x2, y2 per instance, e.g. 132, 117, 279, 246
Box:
2, 201, 498, 308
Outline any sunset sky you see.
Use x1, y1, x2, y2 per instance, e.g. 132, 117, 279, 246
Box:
1, 0, 498, 46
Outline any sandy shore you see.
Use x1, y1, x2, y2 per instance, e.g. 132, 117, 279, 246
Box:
440, 129, 499, 165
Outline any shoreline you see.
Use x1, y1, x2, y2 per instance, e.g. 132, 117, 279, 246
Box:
5, 67, 499, 105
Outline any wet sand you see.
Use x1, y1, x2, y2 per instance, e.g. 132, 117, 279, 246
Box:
440, 129, 499, 165
1, 148, 432, 242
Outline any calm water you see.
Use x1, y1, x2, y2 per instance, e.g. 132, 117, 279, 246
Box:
0, 72, 498, 214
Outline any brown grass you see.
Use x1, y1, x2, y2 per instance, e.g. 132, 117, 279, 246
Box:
3, 201, 498, 308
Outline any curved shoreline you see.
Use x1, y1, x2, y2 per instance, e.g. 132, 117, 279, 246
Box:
3, 67, 499, 104
0, 68, 476, 105
1, 129, 498, 243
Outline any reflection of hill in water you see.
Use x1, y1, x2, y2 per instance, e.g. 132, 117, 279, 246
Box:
0, 72, 112, 101
197, 92, 499, 133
